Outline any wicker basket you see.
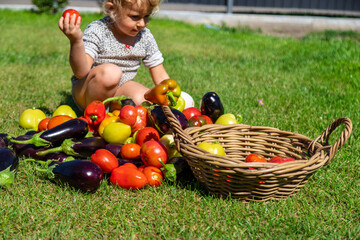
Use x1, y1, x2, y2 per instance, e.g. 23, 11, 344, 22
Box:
161, 106, 353, 202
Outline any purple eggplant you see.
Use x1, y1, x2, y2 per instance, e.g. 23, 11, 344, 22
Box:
149, 106, 188, 135
0, 147, 19, 187
17, 144, 48, 160
0, 133, 9, 147
200, 92, 224, 123
44, 159, 103, 192
43, 152, 74, 162
10, 118, 88, 147
37, 137, 106, 158
105, 143, 123, 158
9, 135, 35, 153
121, 98, 136, 107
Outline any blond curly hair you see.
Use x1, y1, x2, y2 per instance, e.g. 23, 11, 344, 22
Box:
102, 0, 162, 21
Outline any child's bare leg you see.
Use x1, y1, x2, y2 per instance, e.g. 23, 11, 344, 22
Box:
72, 63, 122, 110
115, 80, 150, 106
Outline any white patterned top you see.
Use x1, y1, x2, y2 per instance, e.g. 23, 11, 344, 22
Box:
82, 16, 164, 85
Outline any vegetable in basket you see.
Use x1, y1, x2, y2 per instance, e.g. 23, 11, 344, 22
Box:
0, 147, 19, 187
200, 92, 224, 123
9, 118, 89, 147
148, 106, 188, 135
144, 79, 181, 106
197, 141, 226, 156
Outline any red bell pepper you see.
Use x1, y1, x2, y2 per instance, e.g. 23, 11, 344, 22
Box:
84, 100, 106, 127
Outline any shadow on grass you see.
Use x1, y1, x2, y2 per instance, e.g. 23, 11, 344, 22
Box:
59, 91, 83, 116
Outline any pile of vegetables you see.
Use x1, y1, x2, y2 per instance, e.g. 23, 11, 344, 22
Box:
1, 79, 242, 193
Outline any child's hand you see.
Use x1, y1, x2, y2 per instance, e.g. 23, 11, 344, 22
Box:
58, 13, 83, 43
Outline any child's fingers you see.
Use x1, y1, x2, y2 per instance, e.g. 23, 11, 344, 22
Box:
76, 16, 82, 27
58, 16, 64, 30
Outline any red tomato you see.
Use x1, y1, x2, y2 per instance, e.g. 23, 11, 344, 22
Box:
91, 149, 119, 173
47, 115, 73, 129
121, 143, 141, 159
121, 162, 138, 169
110, 165, 148, 190
188, 115, 207, 127
120, 105, 148, 133
135, 127, 160, 146
37, 118, 51, 132
182, 107, 202, 120
119, 105, 137, 126
143, 166, 163, 187
201, 115, 213, 124
269, 156, 296, 163
62, 9, 81, 24
140, 140, 168, 168
245, 153, 267, 163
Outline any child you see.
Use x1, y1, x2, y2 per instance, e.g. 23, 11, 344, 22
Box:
58, 0, 170, 110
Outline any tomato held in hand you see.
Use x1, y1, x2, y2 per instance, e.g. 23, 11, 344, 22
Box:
62, 9, 81, 24
91, 149, 119, 174
110, 164, 148, 190
121, 143, 141, 160
142, 166, 163, 187
140, 140, 168, 168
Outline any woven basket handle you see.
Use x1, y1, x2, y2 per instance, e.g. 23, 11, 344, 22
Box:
161, 106, 195, 146
308, 117, 352, 164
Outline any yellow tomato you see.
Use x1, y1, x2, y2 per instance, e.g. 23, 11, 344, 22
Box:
215, 113, 238, 125
19, 108, 46, 131
52, 105, 77, 118
102, 122, 131, 144
197, 141, 226, 156
98, 116, 120, 138
160, 134, 181, 159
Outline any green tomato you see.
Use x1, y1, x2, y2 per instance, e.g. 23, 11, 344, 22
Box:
171, 96, 186, 112
52, 105, 77, 118
160, 134, 181, 160
197, 141, 226, 156
215, 113, 238, 125
19, 108, 46, 131
102, 122, 131, 144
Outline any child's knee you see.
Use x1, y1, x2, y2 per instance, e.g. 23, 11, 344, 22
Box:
93, 63, 122, 89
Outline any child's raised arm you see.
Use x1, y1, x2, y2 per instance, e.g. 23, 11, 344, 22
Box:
58, 14, 93, 79
149, 64, 170, 85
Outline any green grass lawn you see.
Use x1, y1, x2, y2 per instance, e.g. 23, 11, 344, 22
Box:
0, 9, 359, 239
